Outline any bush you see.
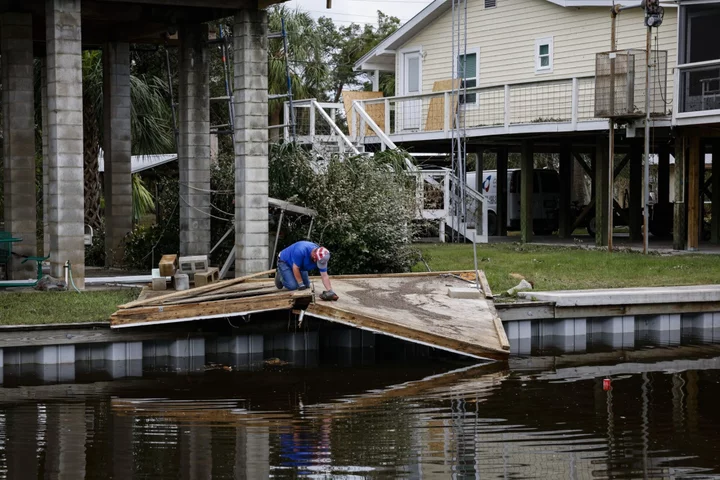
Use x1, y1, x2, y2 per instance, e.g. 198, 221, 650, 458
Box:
270, 144, 420, 274
85, 222, 106, 267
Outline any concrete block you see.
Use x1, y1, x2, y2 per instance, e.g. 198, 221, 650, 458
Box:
194, 267, 219, 287
231, 335, 249, 355
170, 338, 205, 358
174, 273, 190, 291
179, 255, 209, 275
36, 346, 59, 365
250, 335, 263, 355
159, 254, 178, 276
447, 287, 483, 299
152, 277, 167, 291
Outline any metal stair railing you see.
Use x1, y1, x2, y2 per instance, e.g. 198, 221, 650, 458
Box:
448, 173, 489, 244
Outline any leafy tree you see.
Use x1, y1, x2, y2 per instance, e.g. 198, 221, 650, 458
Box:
317, 12, 401, 102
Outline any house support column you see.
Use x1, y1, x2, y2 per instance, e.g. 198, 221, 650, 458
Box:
1, 12, 37, 279
629, 140, 643, 243
234, 9, 269, 275
178, 24, 211, 256
687, 136, 701, 251
497, 147, 508, 236
472, 146, 484, 236
41, 58, 50, 256
673, 137, 687, 250
595, 136, 610, 247
103, 42, 132, 266
711, 140, 720, 244
520, 141, 533, 243
558, 142, 572, 239
46, 0, 84, 287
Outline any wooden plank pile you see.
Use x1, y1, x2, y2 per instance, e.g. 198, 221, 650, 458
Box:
111, 270, 312, 328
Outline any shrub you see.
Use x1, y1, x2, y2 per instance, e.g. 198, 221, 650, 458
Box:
270, 144, 420, 274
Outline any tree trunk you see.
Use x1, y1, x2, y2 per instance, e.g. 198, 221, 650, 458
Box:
83, 102, 102, 230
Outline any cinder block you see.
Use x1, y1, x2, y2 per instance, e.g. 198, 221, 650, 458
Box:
194, 267, 219, 287
179, 255, 209, 275
152, 277, 167, 291
159, 254, 178, 277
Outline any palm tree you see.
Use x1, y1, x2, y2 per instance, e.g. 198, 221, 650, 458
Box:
267, 6, 328, 140
82, 50, 174, 229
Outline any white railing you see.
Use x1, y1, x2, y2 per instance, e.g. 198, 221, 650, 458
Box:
347, 76, 600, 139
675, 59, 720, 118
283, 100, 359, 155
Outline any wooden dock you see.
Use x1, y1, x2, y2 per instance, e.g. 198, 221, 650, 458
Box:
110, 271, 509, 362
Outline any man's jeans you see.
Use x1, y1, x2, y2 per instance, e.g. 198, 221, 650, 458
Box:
277, 259, 310, 290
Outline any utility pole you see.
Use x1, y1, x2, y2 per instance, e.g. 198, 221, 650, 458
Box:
608, 4, 621, 251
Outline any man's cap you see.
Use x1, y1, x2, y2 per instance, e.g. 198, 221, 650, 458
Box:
315, 246, 330, 269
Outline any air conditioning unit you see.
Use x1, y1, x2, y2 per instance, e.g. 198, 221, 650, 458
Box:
595, 49, 668, 119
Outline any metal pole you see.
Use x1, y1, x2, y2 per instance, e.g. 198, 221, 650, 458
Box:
643, 26, 652, 254
165, 46, 179, 150
218, 24, 235, 144
608, 6, 620, 251
282, 18, 297, 143
270, 210, 285, 269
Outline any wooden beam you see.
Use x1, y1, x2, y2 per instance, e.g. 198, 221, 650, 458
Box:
713, 139, 720, 244
520, 140, 533, 244
688, 136, 701, 250
595, 136, 610, 247
613, 153, 630, 179
477, 270, 493, 299
496, 147, 508, 236
629, 141, 643, 242
118, 269, 275, 309
573, 152, 593, 180
558, 142, 572, 238
674, 137, 687, 250
571, 199, 595, 232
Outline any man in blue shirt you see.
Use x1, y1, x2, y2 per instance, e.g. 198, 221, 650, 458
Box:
275, 241, 338, 301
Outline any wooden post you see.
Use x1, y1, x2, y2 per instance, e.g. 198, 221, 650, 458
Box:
673, 137, 687, 250
472, 146, 485, 236
520, 141, 533, 243
629, 141, 643, 242
658, 143, 670, 207
712, 140, 720, 244
497, 147, 509, 236
558, 142, 572, 238
687, 136, 701, 251
595, 136, 610, 247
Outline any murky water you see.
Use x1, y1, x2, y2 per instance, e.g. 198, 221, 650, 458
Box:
1, 346, 720, 479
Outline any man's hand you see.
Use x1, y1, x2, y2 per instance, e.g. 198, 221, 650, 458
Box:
320, 290, 339, 301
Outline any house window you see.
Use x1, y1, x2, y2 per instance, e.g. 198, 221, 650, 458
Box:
457, 51, 479, 104
485, 0, 496, 8
535, 37, 553, 73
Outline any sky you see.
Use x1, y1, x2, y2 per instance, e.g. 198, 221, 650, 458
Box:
283, 0, 435, 26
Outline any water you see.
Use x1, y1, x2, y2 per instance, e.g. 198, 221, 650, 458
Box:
1, 346, 720, 479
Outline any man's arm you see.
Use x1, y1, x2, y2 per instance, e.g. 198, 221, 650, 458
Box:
292, 264, 305, 286
320, 271, 333, 291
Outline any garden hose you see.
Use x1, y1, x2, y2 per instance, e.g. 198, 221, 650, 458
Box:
67, 261, 82, 293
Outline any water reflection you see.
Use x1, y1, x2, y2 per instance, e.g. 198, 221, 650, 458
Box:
1, 347, 720, 478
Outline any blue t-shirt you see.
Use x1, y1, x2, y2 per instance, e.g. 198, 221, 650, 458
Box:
279, 241, 327, 273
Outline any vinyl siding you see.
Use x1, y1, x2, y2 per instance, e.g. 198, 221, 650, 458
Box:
394, 0, 677, 107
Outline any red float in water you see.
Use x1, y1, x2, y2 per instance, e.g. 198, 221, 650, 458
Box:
603, 378, 612, 391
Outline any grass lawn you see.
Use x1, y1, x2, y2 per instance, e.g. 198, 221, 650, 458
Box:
0, 289, 138, 326
414, 243, 720, 294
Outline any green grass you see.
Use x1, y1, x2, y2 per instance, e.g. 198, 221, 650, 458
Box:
414, 243, 720, 294
0, 289, 138, 326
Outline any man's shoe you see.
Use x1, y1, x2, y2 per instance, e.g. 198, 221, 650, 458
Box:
275, 271, 283, 290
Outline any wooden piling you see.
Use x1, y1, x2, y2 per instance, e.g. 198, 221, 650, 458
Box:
520, 140, 533, 243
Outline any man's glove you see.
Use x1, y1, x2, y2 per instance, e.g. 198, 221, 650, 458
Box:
320, 290, 339, 301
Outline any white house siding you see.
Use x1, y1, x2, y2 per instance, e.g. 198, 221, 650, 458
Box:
392, 0, 677, 131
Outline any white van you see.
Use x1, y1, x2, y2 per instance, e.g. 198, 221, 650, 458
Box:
466, 169, 561, 235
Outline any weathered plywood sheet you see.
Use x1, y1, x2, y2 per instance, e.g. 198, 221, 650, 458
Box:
305, 276, 509, 361
342, 90, 385, 136
426, 79, 460, 131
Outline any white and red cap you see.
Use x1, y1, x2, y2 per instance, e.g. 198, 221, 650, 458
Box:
312, 246, 330, 269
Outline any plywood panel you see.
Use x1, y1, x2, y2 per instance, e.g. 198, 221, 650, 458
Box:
426, 79, 460, 131
342, 91, 385, 136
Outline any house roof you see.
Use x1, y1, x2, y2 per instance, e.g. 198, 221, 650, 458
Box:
354, 0, 674, 72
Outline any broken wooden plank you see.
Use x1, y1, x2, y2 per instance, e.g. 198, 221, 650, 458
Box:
477, 270, 493, 299
164, 286, 280, 305
118, 269, 276, 309
307, 302, 507, 361
111, 293, 308, 328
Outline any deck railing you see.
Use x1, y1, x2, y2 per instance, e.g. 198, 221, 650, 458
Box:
675, 59, 720, 116
347, 76, 601, 139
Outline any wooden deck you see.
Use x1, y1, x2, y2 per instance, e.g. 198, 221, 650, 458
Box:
305, 274, 509, 361
109, 271, 509, 362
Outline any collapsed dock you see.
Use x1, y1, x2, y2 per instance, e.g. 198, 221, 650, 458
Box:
110, 271, 510, 362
